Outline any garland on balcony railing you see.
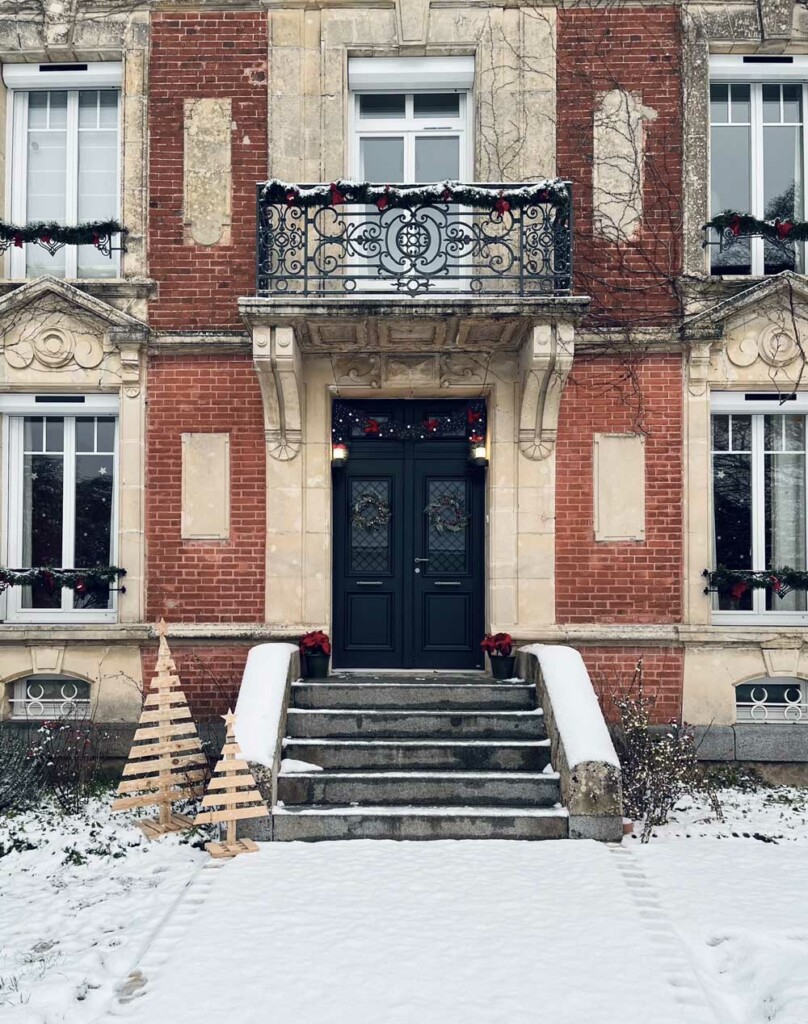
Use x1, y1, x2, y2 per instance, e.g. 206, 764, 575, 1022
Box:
0, 566, 127, 595
262, 178, 570, 215
0, 219, 127, 255
703, 211, 808, 244
702, 567, 808, 600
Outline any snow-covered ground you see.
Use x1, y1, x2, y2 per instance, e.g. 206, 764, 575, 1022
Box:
1, 784, 806, 1024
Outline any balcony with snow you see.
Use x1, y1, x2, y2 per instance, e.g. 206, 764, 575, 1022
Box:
239, 179, 588, 358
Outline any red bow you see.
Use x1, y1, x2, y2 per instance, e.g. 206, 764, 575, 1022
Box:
467, 408, 482, 425
376, 195, 389, 211
40, 232, 51, 245
729, 214, 742, 237
330, 182, 346, 205
776, 219, 794, 239
730, 581, 748, 602
424, 418, 440, 432
285, 190, 297, 205
494, 192, 510, 217
92, 232, 100, 247
441, 188, 453, 203
13, 233, 23, 248
363, 418, 380, 436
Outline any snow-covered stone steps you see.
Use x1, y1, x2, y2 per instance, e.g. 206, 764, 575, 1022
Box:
286, 708, 546, 740
282, 737, 553, 772
291, 680, 536, 710
277, 769, 561, 808
273, 672, 566, 841
271, 804, 569, 841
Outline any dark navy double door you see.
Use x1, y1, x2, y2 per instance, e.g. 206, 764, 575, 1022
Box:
332, 402, 485, 670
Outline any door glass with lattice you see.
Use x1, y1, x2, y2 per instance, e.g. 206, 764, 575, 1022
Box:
350, 479, 392, 574
425, 479, 468, 574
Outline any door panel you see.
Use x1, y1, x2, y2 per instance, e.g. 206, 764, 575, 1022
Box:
333, 457, 405, 669
412, 457, 483, 669
332, 403, 485, 670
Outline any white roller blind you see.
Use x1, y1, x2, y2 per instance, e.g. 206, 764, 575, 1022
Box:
348, 57, 474, 93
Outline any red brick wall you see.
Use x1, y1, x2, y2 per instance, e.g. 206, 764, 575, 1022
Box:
557, 8, 683, 326
581, 645, 684, 724
141, 643, 251, 721
148, 12, 268, 330
146, 354, 266, 622
555, 355, 683, 623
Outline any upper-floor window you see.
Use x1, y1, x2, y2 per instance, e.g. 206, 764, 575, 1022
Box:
709, 55, 808, 276
4, 62, 121, 280
711, 393, 808, 622
349, 56, 473, 184
1, 395, 119, 623
353, 91, 470, 183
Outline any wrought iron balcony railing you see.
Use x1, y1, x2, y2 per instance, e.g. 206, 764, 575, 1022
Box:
256, 180, 573, 298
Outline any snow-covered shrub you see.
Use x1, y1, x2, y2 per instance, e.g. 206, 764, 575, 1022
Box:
0, 726, 42, 812
28, 719, 113, 814
611, 659, 722, 842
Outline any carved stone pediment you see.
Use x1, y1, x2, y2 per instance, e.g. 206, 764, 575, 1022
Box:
685, 272, 808, 389
0, 276, 148, 393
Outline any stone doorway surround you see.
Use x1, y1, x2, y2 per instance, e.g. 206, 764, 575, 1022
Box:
239, 296, 587, 639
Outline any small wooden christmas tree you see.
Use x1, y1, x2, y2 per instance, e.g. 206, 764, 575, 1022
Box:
112, 619, 209, 839
195, 710, 268, 859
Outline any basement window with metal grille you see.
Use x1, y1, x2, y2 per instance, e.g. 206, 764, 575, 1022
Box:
736, 677, 808, 723
10, 675, 91, 721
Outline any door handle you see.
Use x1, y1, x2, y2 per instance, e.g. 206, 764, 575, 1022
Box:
356, 581, 383, 586
414, 558, 430, 563
434, 581, 461, 587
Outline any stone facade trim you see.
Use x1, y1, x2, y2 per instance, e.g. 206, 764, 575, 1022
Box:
518, 321, 575, 460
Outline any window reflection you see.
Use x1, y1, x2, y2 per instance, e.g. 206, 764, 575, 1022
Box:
710, 82, 804, 276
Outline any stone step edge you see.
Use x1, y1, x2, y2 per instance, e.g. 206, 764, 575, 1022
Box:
272, 804, 569, 817
284, 738, 552, 747
279, 769, 560, 779
293, 681, 533, 689
287, 708, 543, 717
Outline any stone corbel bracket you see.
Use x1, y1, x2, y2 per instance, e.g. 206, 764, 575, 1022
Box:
252, 325, 303, 461
518, 321, 575, 460
108, 325, 149, 398
685, 335, 714, 397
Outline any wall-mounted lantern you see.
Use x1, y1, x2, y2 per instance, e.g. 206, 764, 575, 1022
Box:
468, 435, 488, 468
331, 442, 349, 468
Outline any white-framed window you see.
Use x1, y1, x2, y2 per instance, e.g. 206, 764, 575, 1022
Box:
1, 394, 119, 623
3, 62, 121, 280
711, 392, 808, 623
736, 677, 808, 723
347, 58, 473, 290
9, 675, 91, 720
709, 55, 808, 276
351, 89, 471, 184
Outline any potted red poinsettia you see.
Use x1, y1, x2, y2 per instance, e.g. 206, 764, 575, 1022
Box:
300, 630, 331, 678
481, 632, 516, 680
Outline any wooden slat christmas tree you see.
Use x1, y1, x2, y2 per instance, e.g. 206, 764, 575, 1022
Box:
112, 619, 209, 839
195, 709, 268, 859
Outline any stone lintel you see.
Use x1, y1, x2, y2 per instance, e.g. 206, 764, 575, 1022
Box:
239, 295, 589, 354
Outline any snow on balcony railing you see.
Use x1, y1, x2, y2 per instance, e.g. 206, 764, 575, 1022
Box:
256, 179, 574, 298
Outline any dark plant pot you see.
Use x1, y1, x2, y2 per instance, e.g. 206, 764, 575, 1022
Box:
304, 652, 331, 679
489, 655, 516, 680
